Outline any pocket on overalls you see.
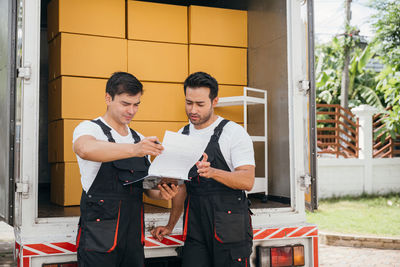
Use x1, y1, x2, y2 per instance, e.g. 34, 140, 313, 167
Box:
230, 246, 251, 267
214, 210, 245, 243
113, 157, 149, 185
84, 199, 121, 252
214, 194, 252, 244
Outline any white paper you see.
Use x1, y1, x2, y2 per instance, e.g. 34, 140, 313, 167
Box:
147, 130, 208, 180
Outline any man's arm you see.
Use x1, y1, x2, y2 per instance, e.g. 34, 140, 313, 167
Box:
151, 184, 187, 241
73, 135, 163, 162
196, 153, 255, 191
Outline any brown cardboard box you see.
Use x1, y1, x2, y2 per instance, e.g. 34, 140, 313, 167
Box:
48, 119, 83, 163
189, 44, 247, 85
143, 194, 171, 209
128, 40, 188, 83
47, 0, 125, 41
51, 162, 82, 206
134, 82, 186, 121
48, 77, 107, 122
189, 5, 247, 47
130, 121, 187, 141
127, 1, 187, 44
48, 33, 127, 81
215, 85, 244, 123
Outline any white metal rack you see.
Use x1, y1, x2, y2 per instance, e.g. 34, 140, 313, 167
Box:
216, 87, 268, 196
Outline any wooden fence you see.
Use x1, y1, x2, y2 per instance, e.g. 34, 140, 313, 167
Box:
373, 112, 400, 158
316, 104, 359, 158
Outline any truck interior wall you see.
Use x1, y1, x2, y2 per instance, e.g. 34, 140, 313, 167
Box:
247, 0, 290, 199
39, 28, 50, 184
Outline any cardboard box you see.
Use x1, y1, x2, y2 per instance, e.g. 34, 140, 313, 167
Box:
143, 194, 171, 209
51, 162, 82, 206
128, 40, 188, 83
48, 119, 83, 163
48, 77, 107, 122
215, 85, 244, 123
48, 33, 127, 81
134, 82, 186, 121
127, 1, 187, 44
130, 121, 187, 141
189, 44, 247, 85
47, 0, 125, 41
189, 5, 247, 47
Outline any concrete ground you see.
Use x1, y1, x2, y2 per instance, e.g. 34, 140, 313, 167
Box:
320, 244, 400, 267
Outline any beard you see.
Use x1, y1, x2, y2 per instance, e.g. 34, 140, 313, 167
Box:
188, 107, 213, 126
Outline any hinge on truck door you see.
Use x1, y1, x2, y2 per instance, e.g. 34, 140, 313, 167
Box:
17, 63, 31, 81
298, 174, 312, 190
298, 80, 310, 95
15, 182, 29, 194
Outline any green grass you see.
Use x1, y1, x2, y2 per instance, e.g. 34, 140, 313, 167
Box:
306, 193, 400, 237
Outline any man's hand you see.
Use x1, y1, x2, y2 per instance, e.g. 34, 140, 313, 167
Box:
133, 136, 163, 157
157, 183, 179, 200
151, 225, 173, 242
196, 153, 214, 178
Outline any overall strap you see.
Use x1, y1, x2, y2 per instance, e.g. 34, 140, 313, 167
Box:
129, 128, 141, 144
182, 124, 190, 135
210, 119, 230, 142
91, 119, 115, 143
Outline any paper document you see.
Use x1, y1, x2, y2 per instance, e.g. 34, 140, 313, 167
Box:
143, 130, 208, 188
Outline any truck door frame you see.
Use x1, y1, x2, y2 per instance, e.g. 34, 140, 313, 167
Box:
0, 0, 17, 226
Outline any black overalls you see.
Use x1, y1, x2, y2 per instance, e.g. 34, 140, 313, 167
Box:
76, 119, 150, 267
181, 119, 253, 267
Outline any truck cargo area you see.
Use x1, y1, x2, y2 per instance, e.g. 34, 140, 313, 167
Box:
37, 0, 292, 218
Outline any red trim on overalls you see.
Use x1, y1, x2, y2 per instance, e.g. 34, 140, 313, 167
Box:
214, 227, 223, 243
76, 227, 82, 249
107, 201, 121, 253
182, 196, 190, 241
141, 204, 145, 245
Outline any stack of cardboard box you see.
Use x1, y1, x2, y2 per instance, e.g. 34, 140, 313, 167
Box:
47, 0, 247, 207
189, 5, 248, 122
47, 0, 126, 206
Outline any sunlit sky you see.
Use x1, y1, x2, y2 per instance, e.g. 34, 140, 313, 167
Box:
314, 0, 376, 43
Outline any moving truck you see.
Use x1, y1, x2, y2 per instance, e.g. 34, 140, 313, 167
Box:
0, 0, 318, 266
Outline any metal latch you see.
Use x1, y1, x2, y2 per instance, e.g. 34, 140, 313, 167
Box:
15, 182, 29, 194
17, 63, 31, 80
298, 174, 312, 190
298, 80, 310, 95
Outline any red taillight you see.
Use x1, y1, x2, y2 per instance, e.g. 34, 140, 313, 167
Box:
271, 247, 293, 267
255, 245, 305, 267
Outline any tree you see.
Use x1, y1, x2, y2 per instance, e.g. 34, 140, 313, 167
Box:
315, 37, 383, 109
369, 0, 400, 138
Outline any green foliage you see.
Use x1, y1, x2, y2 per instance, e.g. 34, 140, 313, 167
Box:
369, 0, 400, 138
315, 38, 384, 109
369, 0, 400, 68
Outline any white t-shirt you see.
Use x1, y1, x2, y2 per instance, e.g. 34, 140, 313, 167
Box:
72, 117, 145, 192
178, 116, 255, 171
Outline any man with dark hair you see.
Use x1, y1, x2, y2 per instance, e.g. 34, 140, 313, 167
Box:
73, 72, 178, 266
152, 72, 255, 266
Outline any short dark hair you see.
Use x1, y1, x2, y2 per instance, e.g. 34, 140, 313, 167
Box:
106, 72, 143, 99
183, 72, 219, 100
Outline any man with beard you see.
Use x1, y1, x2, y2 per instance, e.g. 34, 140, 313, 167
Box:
73, 72, 178, 267
151, 72, 255, 267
